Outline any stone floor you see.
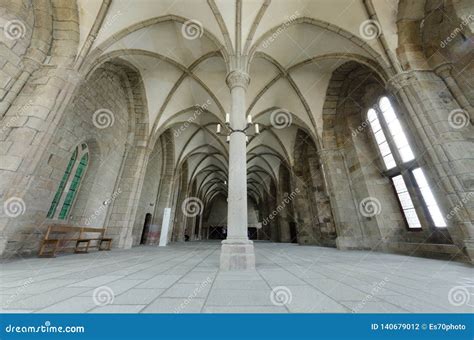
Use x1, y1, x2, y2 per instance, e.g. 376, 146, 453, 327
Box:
1, 241, 473, 313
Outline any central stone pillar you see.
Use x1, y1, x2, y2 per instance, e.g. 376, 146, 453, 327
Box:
220, 70, 255, 270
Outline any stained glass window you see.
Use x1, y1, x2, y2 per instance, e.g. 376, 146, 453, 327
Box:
46, 145, 89, 220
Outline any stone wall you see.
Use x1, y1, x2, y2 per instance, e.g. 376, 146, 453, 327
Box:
0, 64, 130, 255
319, 61, 465, 257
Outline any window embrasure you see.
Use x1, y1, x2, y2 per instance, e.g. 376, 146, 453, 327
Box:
367, 96, 446, 229
47, 144, 89, 220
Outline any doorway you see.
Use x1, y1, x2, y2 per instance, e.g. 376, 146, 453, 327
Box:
208, 226, 226, 240
289, 222, 298, 243
140, 213, 152, 245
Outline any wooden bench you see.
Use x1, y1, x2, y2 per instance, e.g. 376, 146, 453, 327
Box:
38, 224, 112, 258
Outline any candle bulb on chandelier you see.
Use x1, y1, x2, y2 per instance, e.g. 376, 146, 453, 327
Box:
255, 123, 260, 134
247, 115, 252, 124
216, 124, 221, 134
225, 113, 230, 124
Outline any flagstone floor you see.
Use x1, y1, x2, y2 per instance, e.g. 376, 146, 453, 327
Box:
1, 241, 472, 313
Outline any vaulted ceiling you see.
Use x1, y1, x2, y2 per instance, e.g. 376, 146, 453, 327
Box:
78, 0, 400, 205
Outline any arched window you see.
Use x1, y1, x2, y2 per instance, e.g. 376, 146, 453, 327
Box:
47, 144, 89, 220
367, 97, 446, 229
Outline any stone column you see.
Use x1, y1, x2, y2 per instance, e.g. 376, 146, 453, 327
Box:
107, 143, 149, 248
318, 148, 368, 250
434, 63, 474, 119
219, 70, 255, 270
276, 191, 292, 243
197, 212, 203, 240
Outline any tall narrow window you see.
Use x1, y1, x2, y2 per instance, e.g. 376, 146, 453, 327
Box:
367, 109, 396, 170
47, 144, 89, 220
47, 148, 77, 218
367, 96, 446, 229
412, 168, 447, 227
379, 97, 415, 162
391, 175, 421, 229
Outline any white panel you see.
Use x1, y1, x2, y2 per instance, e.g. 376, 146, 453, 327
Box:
159, 208, 172, 246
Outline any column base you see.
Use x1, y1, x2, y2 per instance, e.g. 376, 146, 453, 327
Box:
219, 240, 255, 270
463, 239, 474, 264
336, 236, 378, 250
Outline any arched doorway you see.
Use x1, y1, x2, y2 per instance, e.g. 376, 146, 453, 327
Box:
140, 213, 152, 245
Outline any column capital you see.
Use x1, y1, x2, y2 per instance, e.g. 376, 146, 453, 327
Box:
386, 71, 417, 93
434, 62, 454, 79
317, 148, 343, 158
226, 70, 250, 90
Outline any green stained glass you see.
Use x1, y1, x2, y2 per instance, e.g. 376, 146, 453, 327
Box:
59, 153, 88, 219
47, 148, 78, 218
